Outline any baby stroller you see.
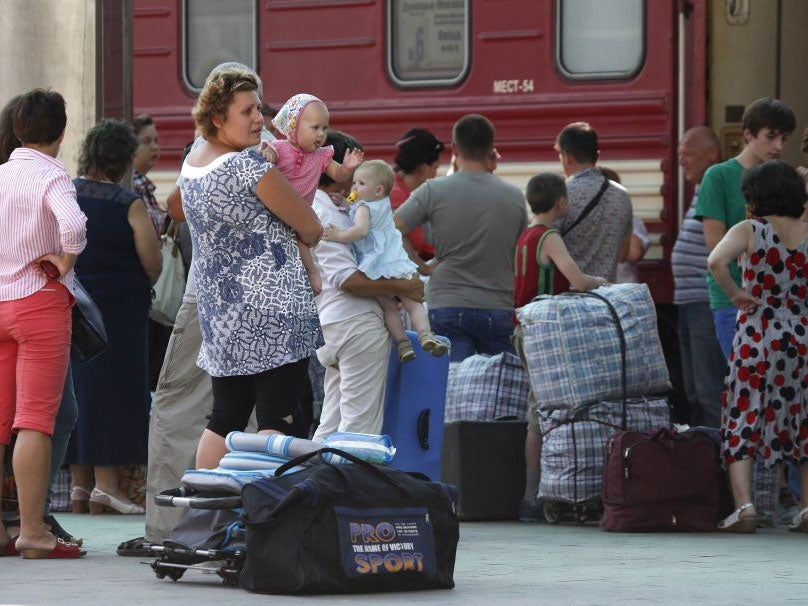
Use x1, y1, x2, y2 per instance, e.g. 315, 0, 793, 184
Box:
147, 487, 246, 585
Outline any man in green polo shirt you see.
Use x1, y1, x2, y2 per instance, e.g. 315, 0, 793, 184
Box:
695, 97, 795, 356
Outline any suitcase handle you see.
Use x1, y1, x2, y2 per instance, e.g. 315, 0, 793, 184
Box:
417, 409, 430, 449
650, 427, 677, 442
154, 488, 242, 510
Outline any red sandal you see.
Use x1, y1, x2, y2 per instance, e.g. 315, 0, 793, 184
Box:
1, 539, 19, 557
17, 538, 86, 559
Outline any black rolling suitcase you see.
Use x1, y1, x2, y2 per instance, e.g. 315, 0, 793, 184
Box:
441, 420, 527, 520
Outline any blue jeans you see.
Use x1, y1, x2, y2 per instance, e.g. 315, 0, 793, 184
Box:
713, 307, 738, 359
47, 364, 78, 512
788, 463, 802, 501
428, 307, 515, 363
678, 302, 728, 428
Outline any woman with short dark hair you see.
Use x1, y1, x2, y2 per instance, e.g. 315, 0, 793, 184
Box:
389, 128, 445, 261
0, 89, 86, 558
68, 119, 162, 516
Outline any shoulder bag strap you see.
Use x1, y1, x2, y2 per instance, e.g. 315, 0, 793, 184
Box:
561, 177, 610, 237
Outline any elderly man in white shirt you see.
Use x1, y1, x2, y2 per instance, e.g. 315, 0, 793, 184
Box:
311, 133, 423, 439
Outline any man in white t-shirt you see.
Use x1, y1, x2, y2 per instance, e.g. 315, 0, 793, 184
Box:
311, 131, 423, 439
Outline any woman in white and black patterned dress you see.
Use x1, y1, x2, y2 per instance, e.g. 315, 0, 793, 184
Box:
180, 65, 324, 469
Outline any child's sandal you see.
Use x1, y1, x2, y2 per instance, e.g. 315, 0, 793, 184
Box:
397, 340, 416, 363
418, 331, 447, 357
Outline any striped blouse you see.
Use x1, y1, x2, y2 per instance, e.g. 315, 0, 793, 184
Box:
0, 147, 87, 301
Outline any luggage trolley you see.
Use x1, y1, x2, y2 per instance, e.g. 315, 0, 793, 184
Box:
146, 488, 246, 586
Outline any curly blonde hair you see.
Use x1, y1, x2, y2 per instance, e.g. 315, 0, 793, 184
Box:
192, 65, 260, 139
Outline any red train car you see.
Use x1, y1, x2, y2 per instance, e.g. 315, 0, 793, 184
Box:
134, 1, 808, 304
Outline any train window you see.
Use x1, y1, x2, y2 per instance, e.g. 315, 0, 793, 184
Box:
182, 0, 257, 91
555, 0, 644, 80
387, 0, 470, 88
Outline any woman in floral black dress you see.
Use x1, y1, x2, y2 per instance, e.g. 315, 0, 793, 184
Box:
708, 160, 808, 533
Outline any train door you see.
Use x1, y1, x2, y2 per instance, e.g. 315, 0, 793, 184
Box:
707, 0, 808, 162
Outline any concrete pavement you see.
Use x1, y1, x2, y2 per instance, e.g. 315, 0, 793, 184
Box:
1, 513, 807, 605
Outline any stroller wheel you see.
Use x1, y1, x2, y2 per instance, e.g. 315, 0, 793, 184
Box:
167, 569, 185, 582
543, 501, 561, 524
221, 571, 241, 586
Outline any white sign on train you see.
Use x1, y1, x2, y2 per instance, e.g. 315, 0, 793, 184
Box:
493, 79, 535, 94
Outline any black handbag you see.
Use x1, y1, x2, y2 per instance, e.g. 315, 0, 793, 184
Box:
71, 277, 108, 362
240, 447, 459, 594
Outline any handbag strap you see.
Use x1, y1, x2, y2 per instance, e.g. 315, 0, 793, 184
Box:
164, 219, 178, 239
163, 220, 182, 257
492, 354, 506, 419
561, 177, 609, 237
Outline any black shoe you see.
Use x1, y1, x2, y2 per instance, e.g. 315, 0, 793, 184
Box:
517, 499, 546, 523
117, 536, 154, 557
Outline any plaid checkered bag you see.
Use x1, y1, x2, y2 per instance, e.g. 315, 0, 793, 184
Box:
516, 284, 671, 411
50, 467, 72, 512
445, 352, 529, 422
538, 397, 671, 504
752, 457, 779, 526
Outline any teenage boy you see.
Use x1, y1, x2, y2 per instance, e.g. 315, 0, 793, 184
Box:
695, 97, 796, 356
695, 97, 796, 527
513, 172, 606, 521
394, 114, 527, 362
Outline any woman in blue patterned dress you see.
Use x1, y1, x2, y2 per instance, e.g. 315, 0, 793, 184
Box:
180, 65, 324, 469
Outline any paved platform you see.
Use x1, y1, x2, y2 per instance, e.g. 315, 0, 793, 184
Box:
2, 513, 806, 605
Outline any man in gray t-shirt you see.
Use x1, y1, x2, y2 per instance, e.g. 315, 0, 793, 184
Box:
555, 122, 632, 282
395, 114, 526, 362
